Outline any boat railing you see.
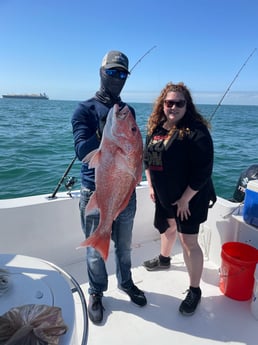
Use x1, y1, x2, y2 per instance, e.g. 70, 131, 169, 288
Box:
43, 260, 88, 345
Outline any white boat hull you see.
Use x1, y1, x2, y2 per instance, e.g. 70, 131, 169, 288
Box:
1, 181, 258, 344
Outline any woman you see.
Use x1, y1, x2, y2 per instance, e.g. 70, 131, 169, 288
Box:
143, 82, 216, 316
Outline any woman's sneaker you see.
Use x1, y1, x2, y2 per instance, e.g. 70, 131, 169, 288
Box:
179, 288, 201, 316
143, 256, 171, 271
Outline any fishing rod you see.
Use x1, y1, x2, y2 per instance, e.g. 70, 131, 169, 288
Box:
129, 45, 157, 74
49, 46, 157, 198
209, 47, 257, 122
48, 156, 77, 199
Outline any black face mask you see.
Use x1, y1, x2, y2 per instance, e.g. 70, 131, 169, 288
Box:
95, 67, 127, 106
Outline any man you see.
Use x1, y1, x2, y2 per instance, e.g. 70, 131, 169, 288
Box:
71, 51, 147, 324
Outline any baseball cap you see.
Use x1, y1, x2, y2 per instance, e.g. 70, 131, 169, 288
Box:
101, 51, 130, 73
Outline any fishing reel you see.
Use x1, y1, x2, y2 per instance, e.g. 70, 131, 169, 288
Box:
64, 176, 77, 196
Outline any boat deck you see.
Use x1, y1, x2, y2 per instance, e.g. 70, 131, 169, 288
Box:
67, 237, 257, 345
1, 186, 257, 344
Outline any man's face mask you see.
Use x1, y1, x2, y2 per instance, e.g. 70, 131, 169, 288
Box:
100, 67, 128, 99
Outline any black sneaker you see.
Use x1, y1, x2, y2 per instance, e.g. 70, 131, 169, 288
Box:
143, 256, 171, 271
120, 284, 147, 306
88, 294, 104, 324
179, 289, 201, 316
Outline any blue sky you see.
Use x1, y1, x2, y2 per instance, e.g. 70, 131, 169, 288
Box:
1, 0, 258, 105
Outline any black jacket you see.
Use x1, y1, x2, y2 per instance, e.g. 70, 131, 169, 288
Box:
144, 121, 216, 225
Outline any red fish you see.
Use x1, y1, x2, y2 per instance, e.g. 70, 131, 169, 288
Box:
79, 104, 143, 260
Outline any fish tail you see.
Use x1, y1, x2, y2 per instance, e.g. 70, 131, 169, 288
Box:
78, 232, 110, 261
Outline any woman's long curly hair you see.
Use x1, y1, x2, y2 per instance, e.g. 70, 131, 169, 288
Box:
147, 82, 210, 135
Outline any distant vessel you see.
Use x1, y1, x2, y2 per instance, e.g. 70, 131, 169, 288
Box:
2, 93, 49, 100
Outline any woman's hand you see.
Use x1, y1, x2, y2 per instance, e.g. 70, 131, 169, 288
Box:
149, 186, 155, 202
145, 168, 155, 202
173, 197, 191, 221
173, 186, 198, 221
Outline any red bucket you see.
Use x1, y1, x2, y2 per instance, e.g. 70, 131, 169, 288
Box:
220, 242, 258, 301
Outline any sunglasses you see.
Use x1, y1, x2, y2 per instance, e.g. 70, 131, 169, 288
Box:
164, 99, 186, 108
105, 69, 128, 80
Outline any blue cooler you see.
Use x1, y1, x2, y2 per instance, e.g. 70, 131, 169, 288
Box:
243, 180, 258, 227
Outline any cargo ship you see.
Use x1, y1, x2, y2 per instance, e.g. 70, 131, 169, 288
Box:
2, 93, 49, 100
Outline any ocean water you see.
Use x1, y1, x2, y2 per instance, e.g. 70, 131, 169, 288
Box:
0, 98, 257, 200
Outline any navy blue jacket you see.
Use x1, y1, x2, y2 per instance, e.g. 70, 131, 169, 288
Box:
71, 97, 135, 190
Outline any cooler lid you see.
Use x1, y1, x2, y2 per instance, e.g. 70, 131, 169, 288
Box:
247, 179, 258, 192
0, 269, 53, 314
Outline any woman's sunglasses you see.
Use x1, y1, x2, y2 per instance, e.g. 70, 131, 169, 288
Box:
164, 100, 186, 108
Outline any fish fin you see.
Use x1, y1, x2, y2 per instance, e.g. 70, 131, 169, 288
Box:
89, 151, 101, 169
136, 165, 143, 184
82, 149, 99, 164
78, 231, 110, 261
113, 187, 135, 220
85, 192, 99, 214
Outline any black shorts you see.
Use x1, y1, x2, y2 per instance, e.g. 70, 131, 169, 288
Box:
154, 198, 200, 235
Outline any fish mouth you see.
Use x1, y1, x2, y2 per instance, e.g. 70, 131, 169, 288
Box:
116, 105, 130, 120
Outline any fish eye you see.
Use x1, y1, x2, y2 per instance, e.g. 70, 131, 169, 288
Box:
121, 109, 129, 116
